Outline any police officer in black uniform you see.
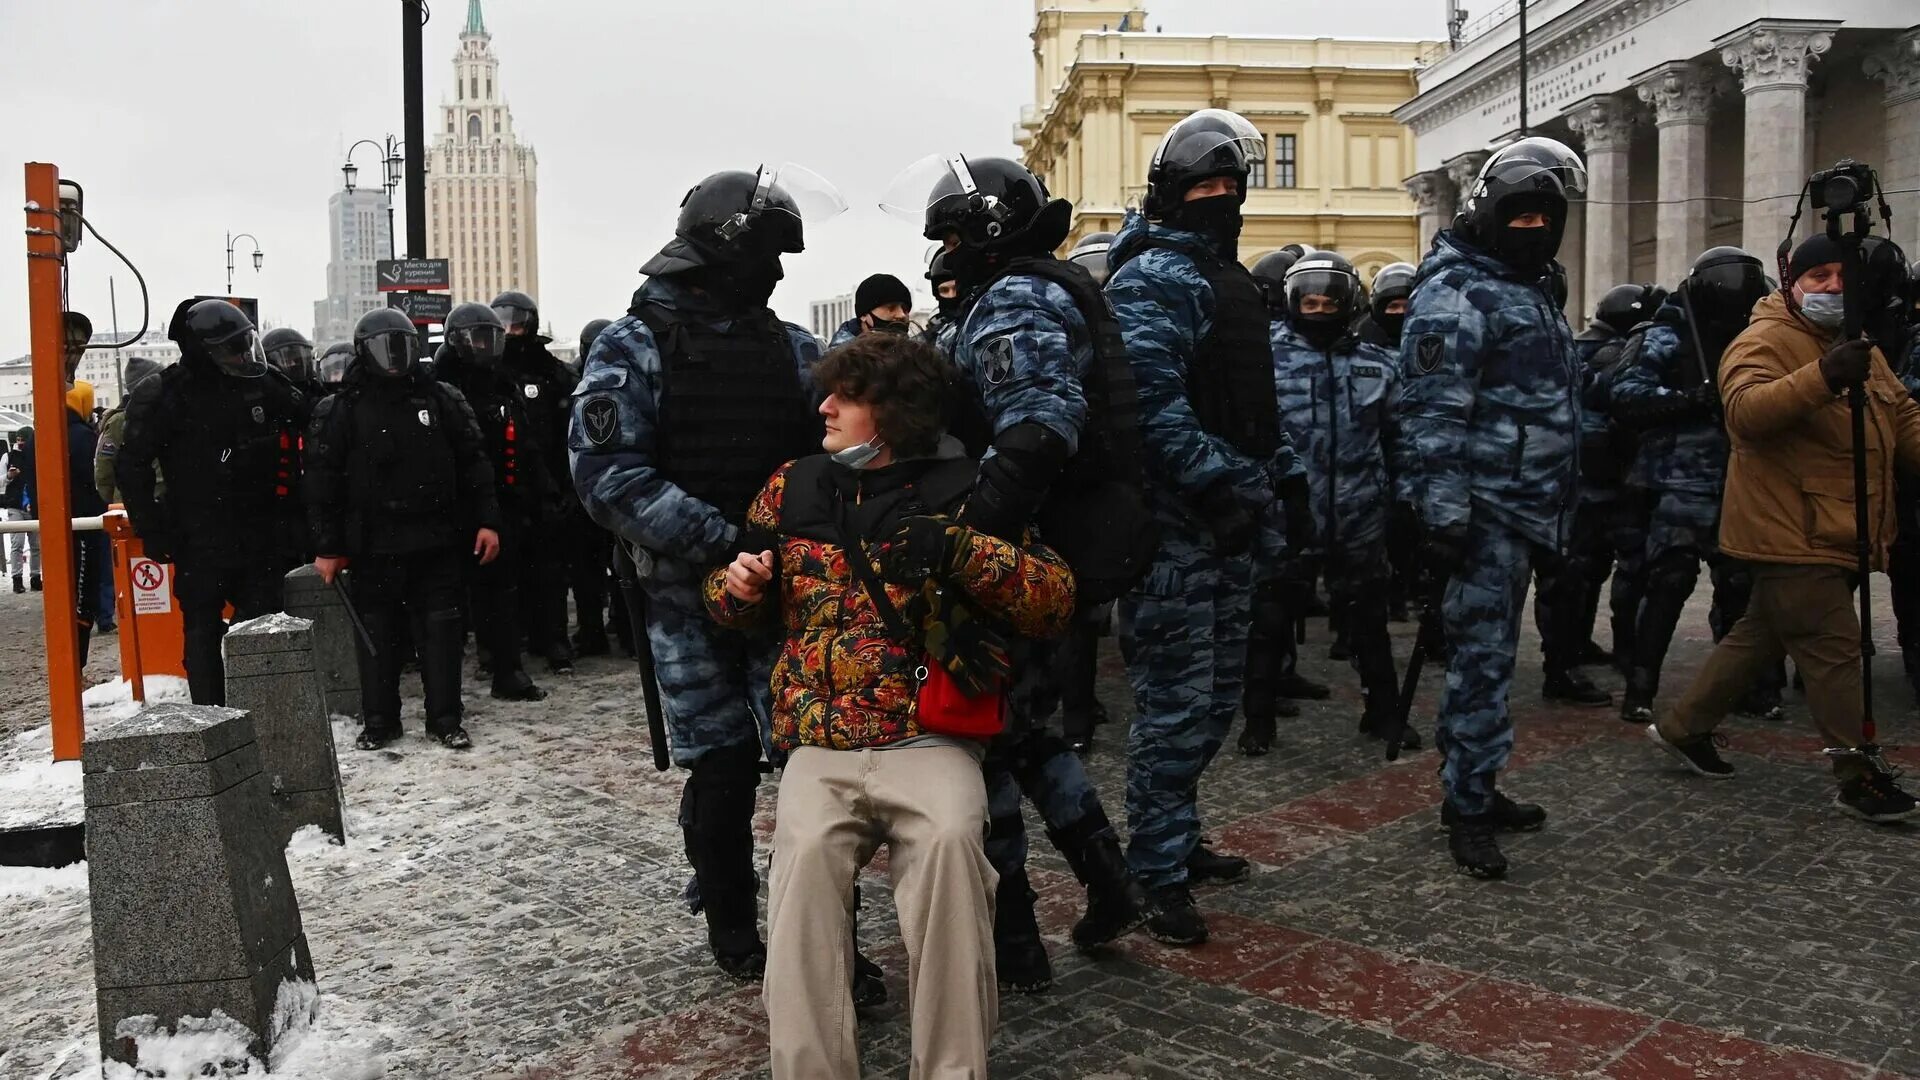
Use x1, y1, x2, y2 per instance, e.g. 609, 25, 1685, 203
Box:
437, 302, 551, 702
117, 299, 310, 705
1249, 249, 1300, 321
317, 342, 354, 395
263, 328, 325, 399
492, 290, 580, 675
306, 308, 503, 750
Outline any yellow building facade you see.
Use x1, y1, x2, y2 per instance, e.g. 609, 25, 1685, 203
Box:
1017, 1, 1439, 280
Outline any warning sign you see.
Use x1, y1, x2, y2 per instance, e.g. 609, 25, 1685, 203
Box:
130, 557, 171, 615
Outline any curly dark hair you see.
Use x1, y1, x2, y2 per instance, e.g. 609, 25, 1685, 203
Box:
814, 332, 950, 458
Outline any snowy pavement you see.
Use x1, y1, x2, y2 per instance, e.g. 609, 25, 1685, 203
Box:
3, 589, 1920, 1078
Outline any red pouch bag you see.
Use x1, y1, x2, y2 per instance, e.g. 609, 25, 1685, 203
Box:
914, 660, 1005, 738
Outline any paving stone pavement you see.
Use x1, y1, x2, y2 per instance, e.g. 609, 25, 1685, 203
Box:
3, 585, 1918, 1079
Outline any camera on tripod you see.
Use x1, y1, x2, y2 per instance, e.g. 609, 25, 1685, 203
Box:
1808, 160, 1879, 219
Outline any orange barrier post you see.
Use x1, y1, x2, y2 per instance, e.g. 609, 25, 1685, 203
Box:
103, 509, 188, 688
25, 163, 84, 762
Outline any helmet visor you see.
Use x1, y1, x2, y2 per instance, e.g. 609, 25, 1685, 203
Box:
456, 323, 506, 364
1068, 249, 1110, 283
209, 328, 267, 378
880, 154, 974, 232
491, 303, 537, 333
1285, 267, 1357, 313
365, 330, 420, 377
1693, 260, 1769, 320
318, 347, 352, 385
1480, 136, 1588, 198
1155, 109, 1266, 173
266, 342, 314, 380
722, 162, 846, 255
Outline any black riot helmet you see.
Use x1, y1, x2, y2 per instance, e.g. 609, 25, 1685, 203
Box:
1594, 283, 1666, 336
1067, 231, 1117, 286
446, 302, 508, 366
888, 155, 1070, 254
316, 342, 354, 389
1369, 263, 1417, 321
1682, 247, 1769, 331
261, 327, 314, 381
641, 164, 844, 277
1460, 137, 1587, 267
172, 298, 266, 378
489, 290, 538, 336
577, 318, 614, 371
925, 247, 954, 288
1250, 250, 1301, 313
1284, 252, 1359, 326
353, 307, 422, 379
1143, 109, 1265, 217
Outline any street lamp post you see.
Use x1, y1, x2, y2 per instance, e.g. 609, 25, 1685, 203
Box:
344, 135, 404, 259
225, 231, 263, 295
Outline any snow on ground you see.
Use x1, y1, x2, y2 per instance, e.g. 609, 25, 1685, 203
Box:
0, 654, 705, 1078
0, 677, 193, 832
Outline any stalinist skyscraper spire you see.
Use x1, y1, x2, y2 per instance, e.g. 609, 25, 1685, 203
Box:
428, 0, 540, 307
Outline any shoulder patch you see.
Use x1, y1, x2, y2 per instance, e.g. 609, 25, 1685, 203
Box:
981, 334, 1015, 386
1414, 334, 1446, 375
523, 383, 541, 400
582, 396, 619, 447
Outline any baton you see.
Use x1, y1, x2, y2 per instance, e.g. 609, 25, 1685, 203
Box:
613, 541, 671, 772
332, 570, 377, 658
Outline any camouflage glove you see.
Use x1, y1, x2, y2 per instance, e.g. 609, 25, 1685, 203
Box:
877, 515, 971, 586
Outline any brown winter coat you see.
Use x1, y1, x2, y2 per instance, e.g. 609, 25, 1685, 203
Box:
1717, 292, 1920, 571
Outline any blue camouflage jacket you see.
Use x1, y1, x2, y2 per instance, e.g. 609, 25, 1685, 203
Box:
827, 317, 862, 350
1106, 212, 1297, 525
1270, 320, 1407, 548
951, 268, 1091, 452
1610, 295, 1725, 497
1396, 230, 1580, 548
569, 276, 821, 592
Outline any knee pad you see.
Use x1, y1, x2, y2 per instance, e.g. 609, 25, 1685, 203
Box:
1643, 551, 1701, 598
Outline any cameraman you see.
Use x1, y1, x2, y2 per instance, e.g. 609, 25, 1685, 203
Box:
1647, 235, 1920, 822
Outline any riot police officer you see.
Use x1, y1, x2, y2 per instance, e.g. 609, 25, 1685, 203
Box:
1396, 137, 1586, 878
306, 308, 501, 750
891, 152, 1156, 987
492, 289, 580, 675
116, 299, 310, 705
316, 342, 354, 394
1249, 249, 1300, 321
923, 248, 962, 350
571, 165, 831, 979
1355, 262, 1423, 622
1611, 248, 1775, 725
1265, 252, 1413, 751
263, 328, 324, 399
568, 317, 623, 657
1105, 109, 1311, 941
573, 318, 612, 378
437, 302, 551, 702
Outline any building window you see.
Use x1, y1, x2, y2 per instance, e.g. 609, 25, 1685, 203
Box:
470, 76, 478, 99
486, 76, 492, 97
1273, 135, 1298, 189
468, 114, 482, 140
1248, 156, 1266, 189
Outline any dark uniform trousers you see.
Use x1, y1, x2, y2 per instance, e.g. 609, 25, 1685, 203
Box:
176, 553, 288, 706
351, 547, 466, 736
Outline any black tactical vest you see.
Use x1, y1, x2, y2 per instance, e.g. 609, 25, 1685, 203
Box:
222, 372, 305, 515
1143, 238, 1281, 458
637, 303, 819, 527
342, 381, 460, 554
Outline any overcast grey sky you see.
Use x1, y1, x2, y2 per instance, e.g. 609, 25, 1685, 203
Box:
0, 0, 1444, 358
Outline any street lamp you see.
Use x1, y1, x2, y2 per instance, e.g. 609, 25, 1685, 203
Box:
345, 135, 404, 259
225, 231, 263, 296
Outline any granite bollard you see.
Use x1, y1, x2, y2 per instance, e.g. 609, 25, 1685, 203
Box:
84, 702, 316, 1070
223, 612, 346, 846
282, 565, 362, 720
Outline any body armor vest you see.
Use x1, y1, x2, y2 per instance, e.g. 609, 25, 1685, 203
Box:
342, 382, 460, 553
1143, 238, 1281, 458
222, 374, 304, 514
637, 303, 819, 527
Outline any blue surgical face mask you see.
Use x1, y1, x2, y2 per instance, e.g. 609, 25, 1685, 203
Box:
1797, 290, 1846, 329
829, 436, 886, 470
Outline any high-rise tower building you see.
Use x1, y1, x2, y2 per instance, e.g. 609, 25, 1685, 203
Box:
428, 0, 540, 309
312, 187, 393, 346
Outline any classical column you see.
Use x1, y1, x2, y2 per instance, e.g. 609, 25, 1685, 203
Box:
1564, 94, 1638, 316
1864, 27, 1920, 258
1717, 20, 1837, 259
1635, 62, 1721, 285
1443, 149, 1489, 210
1403, 170, 1456, 253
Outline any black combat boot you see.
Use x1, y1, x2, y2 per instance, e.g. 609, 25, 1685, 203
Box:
682, 744, 766, 980
1185, 843, 1250, 885
1449, 815, 1509, 879
1440, 790, 1546, 833
1238, 712, 1277, 756
1620, 667, 1657, 724
1048, 813, 1157, 948
1543, 667, 1613, 707
994, 869, 1053, 994
1146, 884, 1207, 945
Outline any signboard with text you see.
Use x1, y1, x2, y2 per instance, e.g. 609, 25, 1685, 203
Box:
375, 259, 451, 292
388, 291, 453, 325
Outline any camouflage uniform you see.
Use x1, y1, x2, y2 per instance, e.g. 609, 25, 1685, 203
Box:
568, 276, 820, 767
1107, 213, 1303, 887
826, 317, 861, 350
1396, 230, 1579, 817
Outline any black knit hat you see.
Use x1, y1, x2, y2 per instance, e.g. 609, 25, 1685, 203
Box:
1786, 234, 1848, 284
854, 274, 913, 316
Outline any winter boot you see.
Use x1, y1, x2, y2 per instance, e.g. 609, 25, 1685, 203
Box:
29, 573, 41, 592
355, 720, 402, 751
1185, 843, 1250, 885
994, 869, 1053, 994
1047, 813, 1157, 949
682, 744, 766, 980
10, 574, 21, 594
1440, 790, 1546, 833
1146, 884, 1208, 946
1238, 711, 1277, 756
1275, 672, 1331, 700
491, 669, 549, 702
1543, 667, 1613, 707
1449, 815, 1509, 879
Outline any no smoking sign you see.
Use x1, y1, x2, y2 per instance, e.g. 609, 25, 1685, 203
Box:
129, 557, 172, 615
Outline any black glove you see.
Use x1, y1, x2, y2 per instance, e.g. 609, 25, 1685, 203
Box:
141, 530, 177, 565
1197, 484, 1258, 557
1276, 473, 1316, 553
875, 515, 969, 585
1819, 337, 1873, 390
1682, 383, 1721, 415
1421, 522, 1472, 578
